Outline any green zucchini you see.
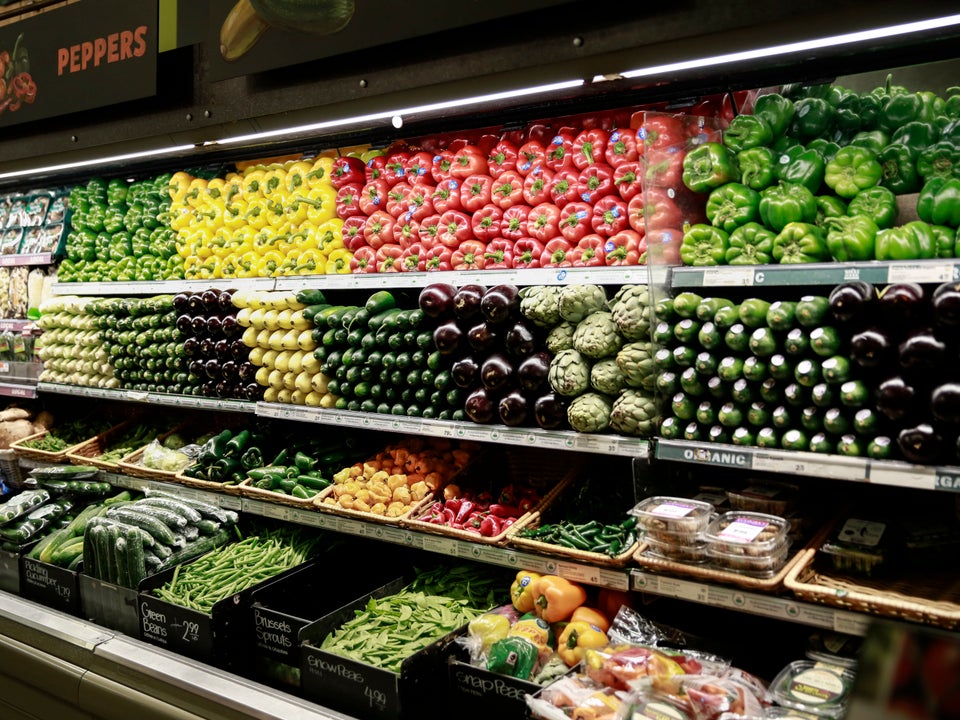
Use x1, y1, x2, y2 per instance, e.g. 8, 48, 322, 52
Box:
365, 290, 396, 315
296, 289, 327, 306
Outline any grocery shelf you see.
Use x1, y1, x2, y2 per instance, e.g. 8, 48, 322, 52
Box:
36, 382, 258, 413
255, 401, 651, 458
50, 277, 277, 297
668, 259, 959, 289
0, 252, 53, 267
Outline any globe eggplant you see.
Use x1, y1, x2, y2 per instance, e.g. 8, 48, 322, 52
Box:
419, 283, 458, 318
517, 352, 551, 392
876, 376, 916, 422
464, 387, 498, 423
504, 319, 538, 357
451, 356, 481, 388
828, 281, 875, 325
899, 328, 947, 372
452, 284, 486, 320
498, 390, 530, 427
481, 353, 514, 392
897, 423, 943, 465
534, 392, 569, 429
850, 327, 892, 367
480, 284, 520, 324
876, 282, 926, 329
931, 383, 960, 424
467, 322, 499, 353
931, 281, 960, 327
433, 319, 464, 355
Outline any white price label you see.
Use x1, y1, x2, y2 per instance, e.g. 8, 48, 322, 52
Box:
598, 569, 630, 592
261, 504, 290, 521
744, 595, 796, 620
834, 612, 871, 636
655, 577, 709, 603
218, 495, 242, 511
556, 562, 600, 585
796, 603, 841, 630
869, 465, 936, 490
289, 508, 324, 527
337, 519, 365, 536
421, 535, 458, 556
888, 263, 953, 283
702, 267, 755, 286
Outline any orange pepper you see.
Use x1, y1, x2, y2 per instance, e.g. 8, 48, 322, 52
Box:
532, 575, 587, 623
570, 606, 611, 634
596, 588, 633, 623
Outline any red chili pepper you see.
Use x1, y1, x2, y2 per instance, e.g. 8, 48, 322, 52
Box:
385, 181, 413, 219
644, 148, 685, 190
490, 170, 525, 210
471, 203, 503, 243
613, 162, 643, 202
342, 215, 368, 251
517, 140, 546, 176
570, 233, 607, 267
431, 149, 456, 184
417, 213, 442, 249
638, 114, 688, 153
548, 168, 581, 209
591, 195, 629, 237
483, 238, 514, 270
431, 178, 462, 214
512, 237, 545, 269
350, 245, 378, 273
544, 128, 577, 172
527, 202, 561, 242
376, 243, 404, 272
423, 244, 453, 271
605, 128, 640, 167
488, 503, 522, 518
459, 173, 494, 213
395, 216, 420, 249
452, 240, 487, 270
572, 128, 609, 169
577, 163, 616, 204
382, 150, 411, 186
558, 201, 593, 243
358, 179, 389, 215
487, 139, 519, 178
400, 242, 427, 272
479, 515, 502, 537
451, 144, 488, 180
365, 155, 387, 183
445, 498, 462, 514
500, 205, 530, 241
540, 237, 574, 268
363, 210, 396, 249
437, 210, 473, 249
630, 187, 683, 234
330, 156, 366, 189
522, 166, 553, 206
604, 229, 645, 266
403, 151, 435, 185
335, 183, 364, 219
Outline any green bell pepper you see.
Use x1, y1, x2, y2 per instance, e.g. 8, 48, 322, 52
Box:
772, 222, 829, 264
86, 177, 107, 204
878, 143, 921, 194
916, 141, 960, 181
932, 224, 956, 258
848, 130, 890, 155
878, 92, 935, 134
131, 227, 151, 257
723, 114, 774, 154
815, 195, 848, 225
680, 224, 729, 266
106, 178, 128, 207
846, 186, 899, 229
857, 93, 883, 131
807, 139, 841, 163
874, 220, 937, 261
759, 182, 818, 231
124, 202, 144, 233
705, 182, 761, 233
823, 215, 878, 261
789, 97, 836, 140
889, 121, 937, 156
682, 142, 741, 193
775, 147, 826, 194
824, 145, 883, 199
753, 93, 794, 138
725, 222, 775, 265
737, 146, 777, 191
917, 177, 960, 227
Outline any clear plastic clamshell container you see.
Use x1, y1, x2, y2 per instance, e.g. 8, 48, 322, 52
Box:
726, 480, 799, 516
769, 660, 856, 719
704, 511, 791, 556
643, 536, 710, 564
630, 496, 714, 543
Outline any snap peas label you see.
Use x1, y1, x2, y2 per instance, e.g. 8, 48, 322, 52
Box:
452, 665, 528, 703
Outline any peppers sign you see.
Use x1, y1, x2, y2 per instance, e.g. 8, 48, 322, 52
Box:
0, 0, 157, 128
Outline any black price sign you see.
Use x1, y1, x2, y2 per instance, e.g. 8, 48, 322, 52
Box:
20, 558, 78, 614
139, 596, 213, 662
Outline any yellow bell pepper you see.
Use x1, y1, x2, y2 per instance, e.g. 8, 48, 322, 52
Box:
253, 228, 281, 253
244, 169, 266, 198
315, 218, 344, 252
306, 157, 334, 188
244, 199, 269, 230
183, 255, 202, 279
285, 160, 313, 194
557, 620, 609, 667
467, 611, 511, 656
168, 171, 193, 202
511, 570, 541, 614
221, 252, 240, 277
532, 575, 587, 623
264, 199, 287, 230
257, 250, 285, 277
223, 201, 247, 230
302, 185, 337, 225
183, 177, 208, 207
196, 255, 223, 280
570, 606, 611, 634
325, 248, 352, 274
507, 613, 556, 655
293, 248, 325, 275
205, 177, 226, 200
236, 250, 259, 278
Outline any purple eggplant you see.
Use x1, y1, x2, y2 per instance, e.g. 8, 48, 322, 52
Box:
504, 319, 538, 357
899, 328, 947, 372
828, 281, 875, 325
877, 282, 926, 328
517, 352, 551, 392
931, 383, 960, 424
451, 356, 481, 389
481, 353, 514, 392
480, 284, 520, 324
433, 319, 464, 355
172, 293, 191, 314
464, 387, 498, 424
453, 284, 487, 320
876, 376, 916, 422
467, 322, 499, 353
182, 336, 200, 357
897, 423, 943, 465
534, 392, 569, 430
419, 283, 458, 318
932, 281, 960, 327
498, 390, 530, 427
849, 327, 891, 368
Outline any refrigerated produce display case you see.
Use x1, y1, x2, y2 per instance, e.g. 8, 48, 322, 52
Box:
0, 1, 959, 719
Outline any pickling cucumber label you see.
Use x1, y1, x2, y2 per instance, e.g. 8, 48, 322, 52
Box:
21, 559, 76, 609
787, 667, 846, 704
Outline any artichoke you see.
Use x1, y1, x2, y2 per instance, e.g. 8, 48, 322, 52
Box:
548, 348, 591, 397
590, 358, 626, 396
519, 285, 563, 328
610, 284, 652, 341
616, 341, 656, 391
567, 392, 613, 433
572, 311, 623, 359
609, 389, 658, 437
558, 284, 608, 323
545, 321, 576, 353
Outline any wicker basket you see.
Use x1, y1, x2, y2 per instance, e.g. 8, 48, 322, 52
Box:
170, 468, 245, 495
64, 420, 140, 471
314, 485, 434, 526
9, 429, 85, 464
236, 478, 326, 509
0, 448, 25, 488
508, 511, 641, 567
116, 424, 194, 481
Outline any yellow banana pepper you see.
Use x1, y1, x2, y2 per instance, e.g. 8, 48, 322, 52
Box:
511, 570, 541, 614
557, 620, 609, 667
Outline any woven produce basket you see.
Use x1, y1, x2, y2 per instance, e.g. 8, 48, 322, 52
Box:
0, 448, 25, 488
236, 478, 327, 509
64, 419, 141, 471
314, 484, 434, 525
171, 468, 245, 496
10, 429, 85, 464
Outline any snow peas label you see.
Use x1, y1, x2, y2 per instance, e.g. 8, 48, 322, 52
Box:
302, 648, 396, 719
20, 558, 79, 614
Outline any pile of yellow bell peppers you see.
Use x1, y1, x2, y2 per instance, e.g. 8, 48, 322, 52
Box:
168, 154, 354, 280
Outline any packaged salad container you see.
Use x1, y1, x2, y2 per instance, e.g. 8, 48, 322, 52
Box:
630, 496, 714, 543
769, 660, 856, 718
726, 480, 799, 516
704, 511, 790, 556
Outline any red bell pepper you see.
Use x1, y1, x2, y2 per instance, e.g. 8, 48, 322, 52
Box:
405, 182, 435, 222
548, 168, 581, 209
335, 183, 364, 219
647, 227, 682, 265
570, 233, 607, 266
500, 205, 530, 241
638, 114, 687, 153
512, 237, 545, 269
545, 128, 577, 172
331, 156, 366, 189
451, 144, 488, 180
558, 201, 593, 243
487, 139, 519, 178
365, 154, 387, 184
604, 229, 645, 266
517, 140, 546, 176
522, 166, 554, 206
437, 210, 473, 249
431, 178, 462, 214
417, 213, 442, 249
363, 210, 396, 249
403, 151, 435, 185
350, 245, 378, 273
342, 215, 368, 251
431, 149, 456, 184
629, 188, 683, 234
483, 238, 514, 269
471, 203, 503, 243
577, 163, 616, 204
400, 242, 427, 272
451, 239, 487, 270
491, 170, 525, 210
613, 162, 643, 202
572, 128, 609, 169
382, 150, 411, 186
528, 202, 561, 242
423, 244, 453, 271
376, 243, 404, 272
644, 148, 685, 189
386, 181, 413, 218
604, 128, 640, 167
395, 217, 420, 249
459, 173, 494, 213
591, 195, 629, 237
540, 237, 574, 268
359, 179, 389, 216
